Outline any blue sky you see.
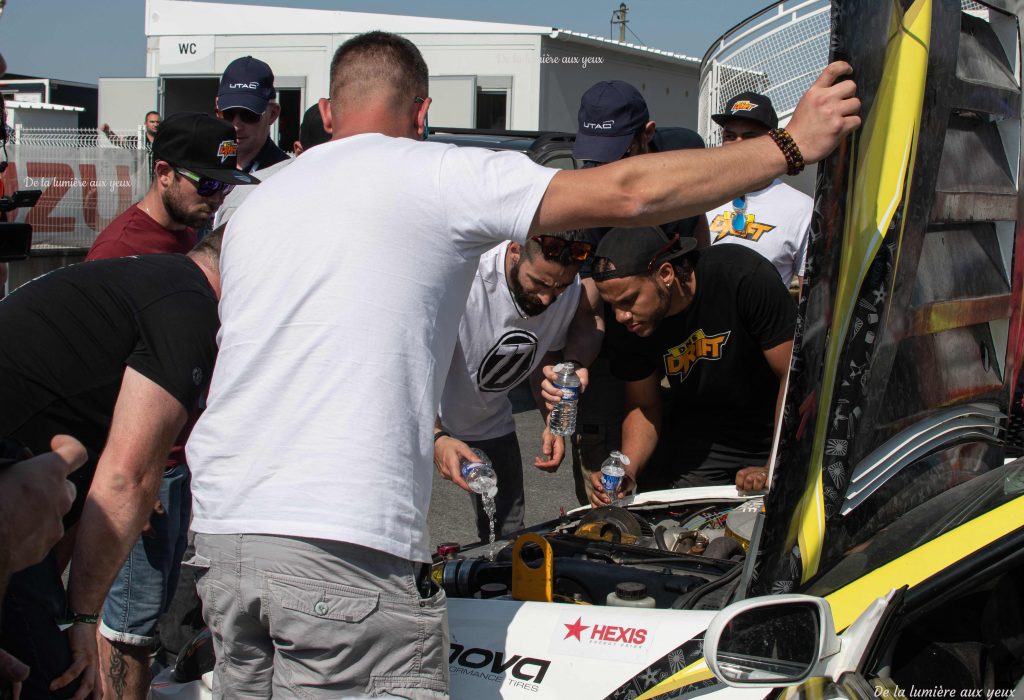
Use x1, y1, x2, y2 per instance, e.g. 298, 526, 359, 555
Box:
0, 0, 772, 84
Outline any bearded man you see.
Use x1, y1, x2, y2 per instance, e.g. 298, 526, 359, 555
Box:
87, 112, 255, 260
435, 231, 600, 538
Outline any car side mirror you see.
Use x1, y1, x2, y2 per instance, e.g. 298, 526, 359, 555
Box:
704, 595, 841, 688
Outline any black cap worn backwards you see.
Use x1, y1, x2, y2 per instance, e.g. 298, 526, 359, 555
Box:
151, 112, 258, 185
711, 91, 779, 130
592, 226, 697, 282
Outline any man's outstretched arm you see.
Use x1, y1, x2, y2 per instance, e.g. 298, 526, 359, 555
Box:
531, 62, 860, 235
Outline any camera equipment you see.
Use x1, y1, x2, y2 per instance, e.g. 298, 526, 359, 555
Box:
0, 34, 39, 263
0, 190, 39, 261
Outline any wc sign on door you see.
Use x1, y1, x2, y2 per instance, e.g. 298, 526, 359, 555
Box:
159, 36, 215, 73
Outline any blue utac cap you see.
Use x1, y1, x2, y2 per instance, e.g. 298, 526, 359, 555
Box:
217, 56, 276, 114
573, 80, 650, 164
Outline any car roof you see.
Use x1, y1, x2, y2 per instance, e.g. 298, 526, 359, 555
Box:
427, 129, 576, 161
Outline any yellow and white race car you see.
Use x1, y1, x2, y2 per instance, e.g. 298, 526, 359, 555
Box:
153, 0, 1024, 697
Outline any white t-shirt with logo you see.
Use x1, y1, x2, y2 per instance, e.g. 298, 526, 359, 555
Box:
186, 134, 556, 563
706, 179, 812, 284
441, 241, 581, 442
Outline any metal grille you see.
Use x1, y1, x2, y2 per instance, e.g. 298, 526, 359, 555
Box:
3, 128, 151, 249
696, 0, 831, 146
699, 1, 997, 147
698, 0, 831, 147
12, 125, 150, 150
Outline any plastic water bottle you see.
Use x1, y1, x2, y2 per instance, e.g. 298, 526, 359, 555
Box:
600, 451, 630, 502
549, 362, 581, 437
460, 448, 498, 498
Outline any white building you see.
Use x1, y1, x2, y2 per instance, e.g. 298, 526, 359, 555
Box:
3, 101, 83, 130
100, 0, 701, 145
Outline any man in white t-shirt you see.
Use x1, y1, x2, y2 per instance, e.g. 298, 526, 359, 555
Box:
185, 28, 860, 697
437, 232, 597, 540
705, 91, 813, 286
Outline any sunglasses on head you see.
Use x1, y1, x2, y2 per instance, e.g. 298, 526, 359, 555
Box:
218, 108, 262, 125
591, 233, 680, 280
535, 235, 593, 262
646, 233, 681, 272
731, 196, 748, 233
175, 167, 235, 197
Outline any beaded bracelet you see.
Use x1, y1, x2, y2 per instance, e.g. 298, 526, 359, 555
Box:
768, 128, 805, 176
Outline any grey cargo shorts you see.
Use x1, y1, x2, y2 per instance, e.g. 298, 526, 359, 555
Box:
191, 533, 449, 699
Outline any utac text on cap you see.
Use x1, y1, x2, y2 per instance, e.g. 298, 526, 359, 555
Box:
217, 56, 276, 114
573, 80, 649, 164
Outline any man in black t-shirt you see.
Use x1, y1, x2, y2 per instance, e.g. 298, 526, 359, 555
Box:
588, 226, 796, 505
558, 80, 713, 506
0, 233, 224, 699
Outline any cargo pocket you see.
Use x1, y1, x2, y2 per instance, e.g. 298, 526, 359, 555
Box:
366, 586, 449, 698
266, 573, 385, 692
269, 575, 380, 623
367, 673, 448, 699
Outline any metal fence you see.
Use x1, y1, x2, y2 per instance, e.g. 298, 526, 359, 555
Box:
698, 0, 831, 147
698, 0, 997, 148
4, 127, 151, 249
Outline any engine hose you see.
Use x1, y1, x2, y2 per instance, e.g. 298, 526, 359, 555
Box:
670, 564, 742, 610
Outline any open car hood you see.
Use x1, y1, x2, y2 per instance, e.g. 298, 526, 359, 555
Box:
755, 0, 1024, 608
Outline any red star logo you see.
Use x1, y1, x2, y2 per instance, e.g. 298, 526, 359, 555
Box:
563, 616, 589, 641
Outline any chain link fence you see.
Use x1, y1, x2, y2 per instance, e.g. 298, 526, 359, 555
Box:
3, 127, 151, 249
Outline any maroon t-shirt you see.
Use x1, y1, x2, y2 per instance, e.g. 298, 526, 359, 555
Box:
86, 203, 197, 260
87, 202, 201, 467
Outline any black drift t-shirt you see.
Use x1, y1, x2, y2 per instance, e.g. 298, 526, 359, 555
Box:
607, 244, 796, 487
0, 254, 220, 523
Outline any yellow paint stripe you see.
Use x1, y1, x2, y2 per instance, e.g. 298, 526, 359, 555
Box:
825, 496, 1024, 631
781, 677, 829, 700
796, 468, 826, 582
790, 0, 933, 583
635, 496, 1024, 699
634, 658, 713, 700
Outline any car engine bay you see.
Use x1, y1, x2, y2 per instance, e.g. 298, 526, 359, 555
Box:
433, 497, 762, 610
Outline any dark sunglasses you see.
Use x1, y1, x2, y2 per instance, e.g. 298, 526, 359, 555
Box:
535, 235, 593, 262
218, 108, 262, 125
175, 167, 235, 197
645, 233, 681, 272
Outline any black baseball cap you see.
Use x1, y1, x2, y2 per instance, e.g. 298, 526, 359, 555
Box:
711, 91, 779, 130
298, 104, 330, 150
152, 112, 258, 185
218, 56, 276, 114
573, 80, 649, 164
592, 226, 696, 282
